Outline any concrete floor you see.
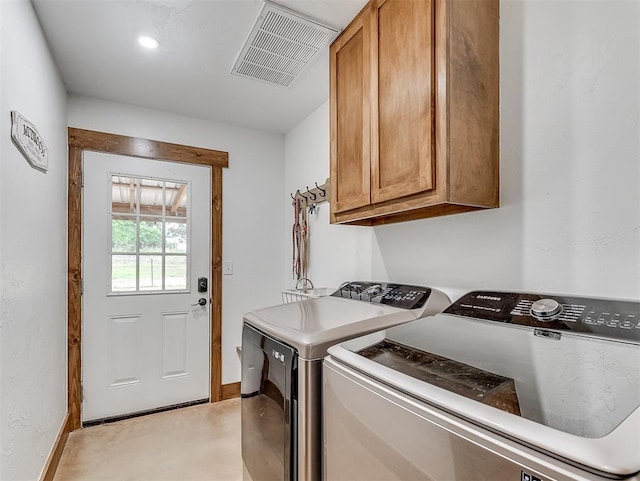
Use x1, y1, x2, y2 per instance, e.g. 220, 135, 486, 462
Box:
54, 398, 243, 481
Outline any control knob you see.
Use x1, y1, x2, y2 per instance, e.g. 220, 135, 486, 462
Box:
530, 298, 563, 320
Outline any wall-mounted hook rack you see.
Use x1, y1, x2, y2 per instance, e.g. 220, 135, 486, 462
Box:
290, 178, 329, 209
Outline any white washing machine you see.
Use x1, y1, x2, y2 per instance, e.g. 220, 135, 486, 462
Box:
241, 281, 451, 481
324, 290, 640, 481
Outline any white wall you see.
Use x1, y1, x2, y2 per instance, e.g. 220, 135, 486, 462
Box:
285, 0, 640, 303
67, 96, 286, 384
0, 1, 69, 479
283, 103, 374, 290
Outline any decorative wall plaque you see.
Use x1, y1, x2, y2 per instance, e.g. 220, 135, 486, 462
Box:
11, 111, 49, 172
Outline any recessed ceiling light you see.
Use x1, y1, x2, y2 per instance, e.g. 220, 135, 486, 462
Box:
138, 35, 159, 50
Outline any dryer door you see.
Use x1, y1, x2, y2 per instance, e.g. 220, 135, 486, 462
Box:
242, 323, 297, 481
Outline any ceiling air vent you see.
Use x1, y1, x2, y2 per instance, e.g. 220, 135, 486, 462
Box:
231, 1, 340, 88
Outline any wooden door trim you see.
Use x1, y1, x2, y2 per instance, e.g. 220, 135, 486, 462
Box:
67, 128, 228, 431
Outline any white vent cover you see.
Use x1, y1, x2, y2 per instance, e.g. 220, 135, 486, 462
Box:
231, 1, 339, 88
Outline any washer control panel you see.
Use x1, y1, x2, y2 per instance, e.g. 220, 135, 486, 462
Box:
331, 282, 432, 310
445, 291, 640, 342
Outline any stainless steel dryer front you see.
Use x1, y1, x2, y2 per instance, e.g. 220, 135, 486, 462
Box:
324, 290, 640, 481
241, 282, 450, 481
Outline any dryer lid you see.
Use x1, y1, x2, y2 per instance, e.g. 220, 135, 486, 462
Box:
244, 296, 417, 359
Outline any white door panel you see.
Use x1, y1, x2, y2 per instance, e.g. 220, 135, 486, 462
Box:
82, 152, 211, 422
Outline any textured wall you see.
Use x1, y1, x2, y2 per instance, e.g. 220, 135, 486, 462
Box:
0, 1, 69, 479
283, 102, 374, 290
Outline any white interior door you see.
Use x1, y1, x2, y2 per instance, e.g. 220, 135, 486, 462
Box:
82, 151, 211, 423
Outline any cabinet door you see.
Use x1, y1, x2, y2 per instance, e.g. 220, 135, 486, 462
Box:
330, 12, 371, 213
371, 0, 435, 203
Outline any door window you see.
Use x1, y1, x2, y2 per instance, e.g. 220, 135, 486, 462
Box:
109, 175, 190, 294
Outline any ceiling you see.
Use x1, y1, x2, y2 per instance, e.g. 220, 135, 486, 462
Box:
32, 0, 367, 134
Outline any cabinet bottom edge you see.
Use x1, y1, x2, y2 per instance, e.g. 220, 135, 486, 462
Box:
331, 202, 499, 226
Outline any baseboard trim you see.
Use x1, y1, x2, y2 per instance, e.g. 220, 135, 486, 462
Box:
40, 413, 71, 481
221, 382, 241, 400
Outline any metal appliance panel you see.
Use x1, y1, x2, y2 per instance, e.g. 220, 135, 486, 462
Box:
297, 358, 322, 481
241, 282, 451, 481
324, 357, 640, 481
242, 324, 297, 481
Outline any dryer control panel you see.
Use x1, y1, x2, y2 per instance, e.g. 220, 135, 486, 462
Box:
445, 291, 640, 343
331, 282, 432, 310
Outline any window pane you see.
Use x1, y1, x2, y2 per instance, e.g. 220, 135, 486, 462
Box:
166, 181, 188, 218
111, 218, 137, 253
165, 221, 187, 254
111, 175, 137, 214
139, 218, 163, 253
139, 178, 164, 216
165, 256, 187, 290
109, 175, 190, 295
112, 255, 136, 292
139, 255, 163, 291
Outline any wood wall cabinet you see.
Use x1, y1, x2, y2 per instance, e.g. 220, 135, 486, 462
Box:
330, 0, 499, 226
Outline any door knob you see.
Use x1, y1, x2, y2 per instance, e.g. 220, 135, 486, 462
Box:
192, 297, 207, 307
